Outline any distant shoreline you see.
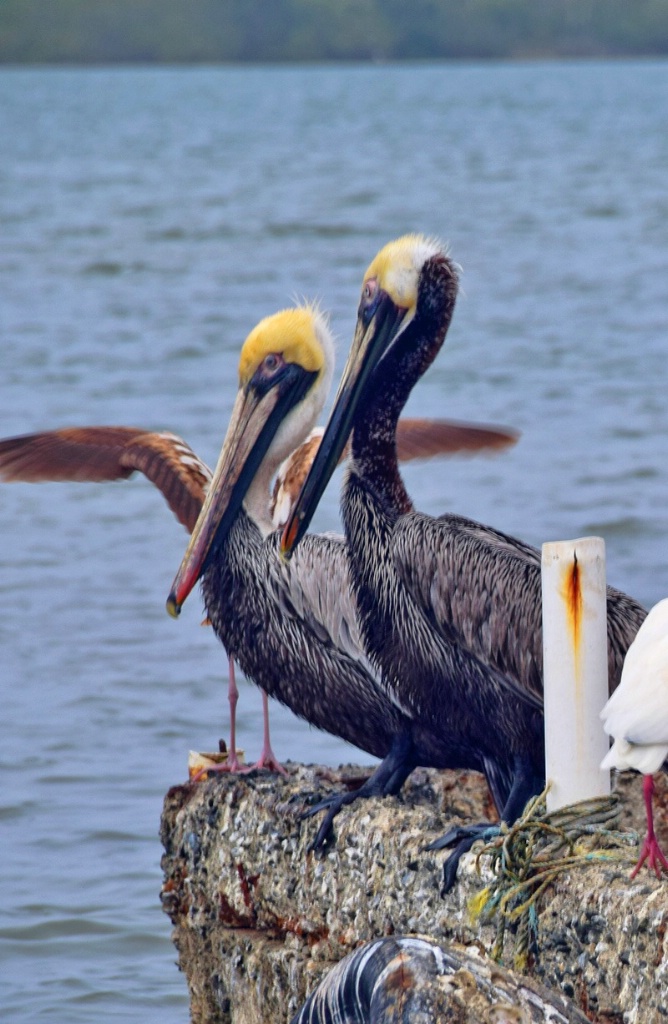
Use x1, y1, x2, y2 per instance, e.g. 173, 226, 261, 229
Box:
2, 55, 668, 70
2, 0, 668, 65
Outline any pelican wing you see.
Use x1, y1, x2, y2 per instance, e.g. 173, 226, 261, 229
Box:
393, 511, 545, 703
270, 431, 324, 529
394, 511, 647, 705
271, 418, 519, 530
118, 432, 210, 533
0, 426, 210, 533
0, 426, 146, 482
395, 418, 518, 461
269, 532, 381, 682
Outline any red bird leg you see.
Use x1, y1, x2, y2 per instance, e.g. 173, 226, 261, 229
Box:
630, 775, 668, 879
249, 690, 287, 775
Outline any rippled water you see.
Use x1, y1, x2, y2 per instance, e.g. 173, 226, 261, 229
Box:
1, 61, 667, 1021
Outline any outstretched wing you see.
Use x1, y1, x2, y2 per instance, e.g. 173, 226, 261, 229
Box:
395, 417, 518, 461
0, 426, 211, 533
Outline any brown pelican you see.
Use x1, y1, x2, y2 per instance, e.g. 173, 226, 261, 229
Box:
601, 597, 668, 878
164, 304, 517, 824
0, 411, 515, 779
164, 304, 432, 806
282, 235, 647, 889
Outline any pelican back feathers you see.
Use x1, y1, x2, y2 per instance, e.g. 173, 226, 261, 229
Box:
394, 511, 647, 704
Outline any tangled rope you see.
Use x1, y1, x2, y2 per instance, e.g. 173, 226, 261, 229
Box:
468, 788, 639, 970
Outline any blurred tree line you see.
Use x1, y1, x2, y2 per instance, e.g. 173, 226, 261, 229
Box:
2, 0, 668, 63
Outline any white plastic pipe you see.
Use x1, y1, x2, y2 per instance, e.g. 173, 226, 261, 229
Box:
541, 536, 610, 812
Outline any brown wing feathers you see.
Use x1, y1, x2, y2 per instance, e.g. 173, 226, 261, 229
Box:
0, 418, 517, 534
119, 433, 209, 532
0, 426, 210, 534
0, 427, 145, 482
395, 418, 518, 462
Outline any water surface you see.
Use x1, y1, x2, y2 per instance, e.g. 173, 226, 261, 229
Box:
1, 61, 668, 1021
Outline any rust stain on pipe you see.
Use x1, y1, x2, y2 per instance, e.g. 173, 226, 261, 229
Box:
560, 551, 583, 673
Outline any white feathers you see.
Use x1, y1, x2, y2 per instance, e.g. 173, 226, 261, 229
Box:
601, 597, 668, 775
271, 427, 324, 530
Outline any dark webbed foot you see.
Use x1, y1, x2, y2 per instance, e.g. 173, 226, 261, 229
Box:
426, 822, 501, 895
302, 770, 404, 853
302, 788, 368, 854
428, 753, 543, 895
301, 731, 415, 854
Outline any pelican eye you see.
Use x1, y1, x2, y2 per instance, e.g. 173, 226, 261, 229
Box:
359, 277, 380, 326
260, 352, 284, 376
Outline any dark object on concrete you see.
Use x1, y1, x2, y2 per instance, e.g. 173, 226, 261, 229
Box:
290, 934, 591, 1023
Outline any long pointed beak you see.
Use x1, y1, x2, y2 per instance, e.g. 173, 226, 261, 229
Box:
281, 292, 406, 558
166, 386, 278, 617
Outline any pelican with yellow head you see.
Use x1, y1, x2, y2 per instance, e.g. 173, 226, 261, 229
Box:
167, 306, 333, 616
164, 305, 423, 800
0, 295, 520, 789
282, 234, 646, 891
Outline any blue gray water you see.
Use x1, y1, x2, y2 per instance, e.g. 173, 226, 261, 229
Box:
1, 61, 667, 1021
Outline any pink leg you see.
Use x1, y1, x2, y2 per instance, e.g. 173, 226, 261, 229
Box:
248, 690, 287, 775
191, 656, 246, 780
224, 655, 245, 771
630, 774, 668, 880
192, 661, 286, 780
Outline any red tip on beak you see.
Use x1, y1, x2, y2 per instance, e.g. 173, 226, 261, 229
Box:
280, 514, 301, 560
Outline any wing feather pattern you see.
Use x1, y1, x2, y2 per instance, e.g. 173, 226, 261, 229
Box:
269, 533, 379, 679
0, 426, 210, 533
395, 418, 518, 461
270, 418, 519, 528
394, 511, 545, 703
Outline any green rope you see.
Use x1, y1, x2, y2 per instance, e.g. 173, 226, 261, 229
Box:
467, 788, 639, 970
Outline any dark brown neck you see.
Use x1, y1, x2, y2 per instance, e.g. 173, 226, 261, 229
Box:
350, 251, 458, 516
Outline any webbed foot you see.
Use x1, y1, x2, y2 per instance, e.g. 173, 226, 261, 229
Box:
301, 789, 364, 854
426, 822, 500, 895
301, 731, 416, 855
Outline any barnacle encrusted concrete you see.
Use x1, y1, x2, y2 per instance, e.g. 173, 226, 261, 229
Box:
159, 764, 667, 1023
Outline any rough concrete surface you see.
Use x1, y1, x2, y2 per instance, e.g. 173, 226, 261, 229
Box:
159, 763, 667, 1024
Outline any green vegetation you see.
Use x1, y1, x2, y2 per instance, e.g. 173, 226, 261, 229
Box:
2, 0, 668, 63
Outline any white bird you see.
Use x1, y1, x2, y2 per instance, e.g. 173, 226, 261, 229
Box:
601, 597, 668, 879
